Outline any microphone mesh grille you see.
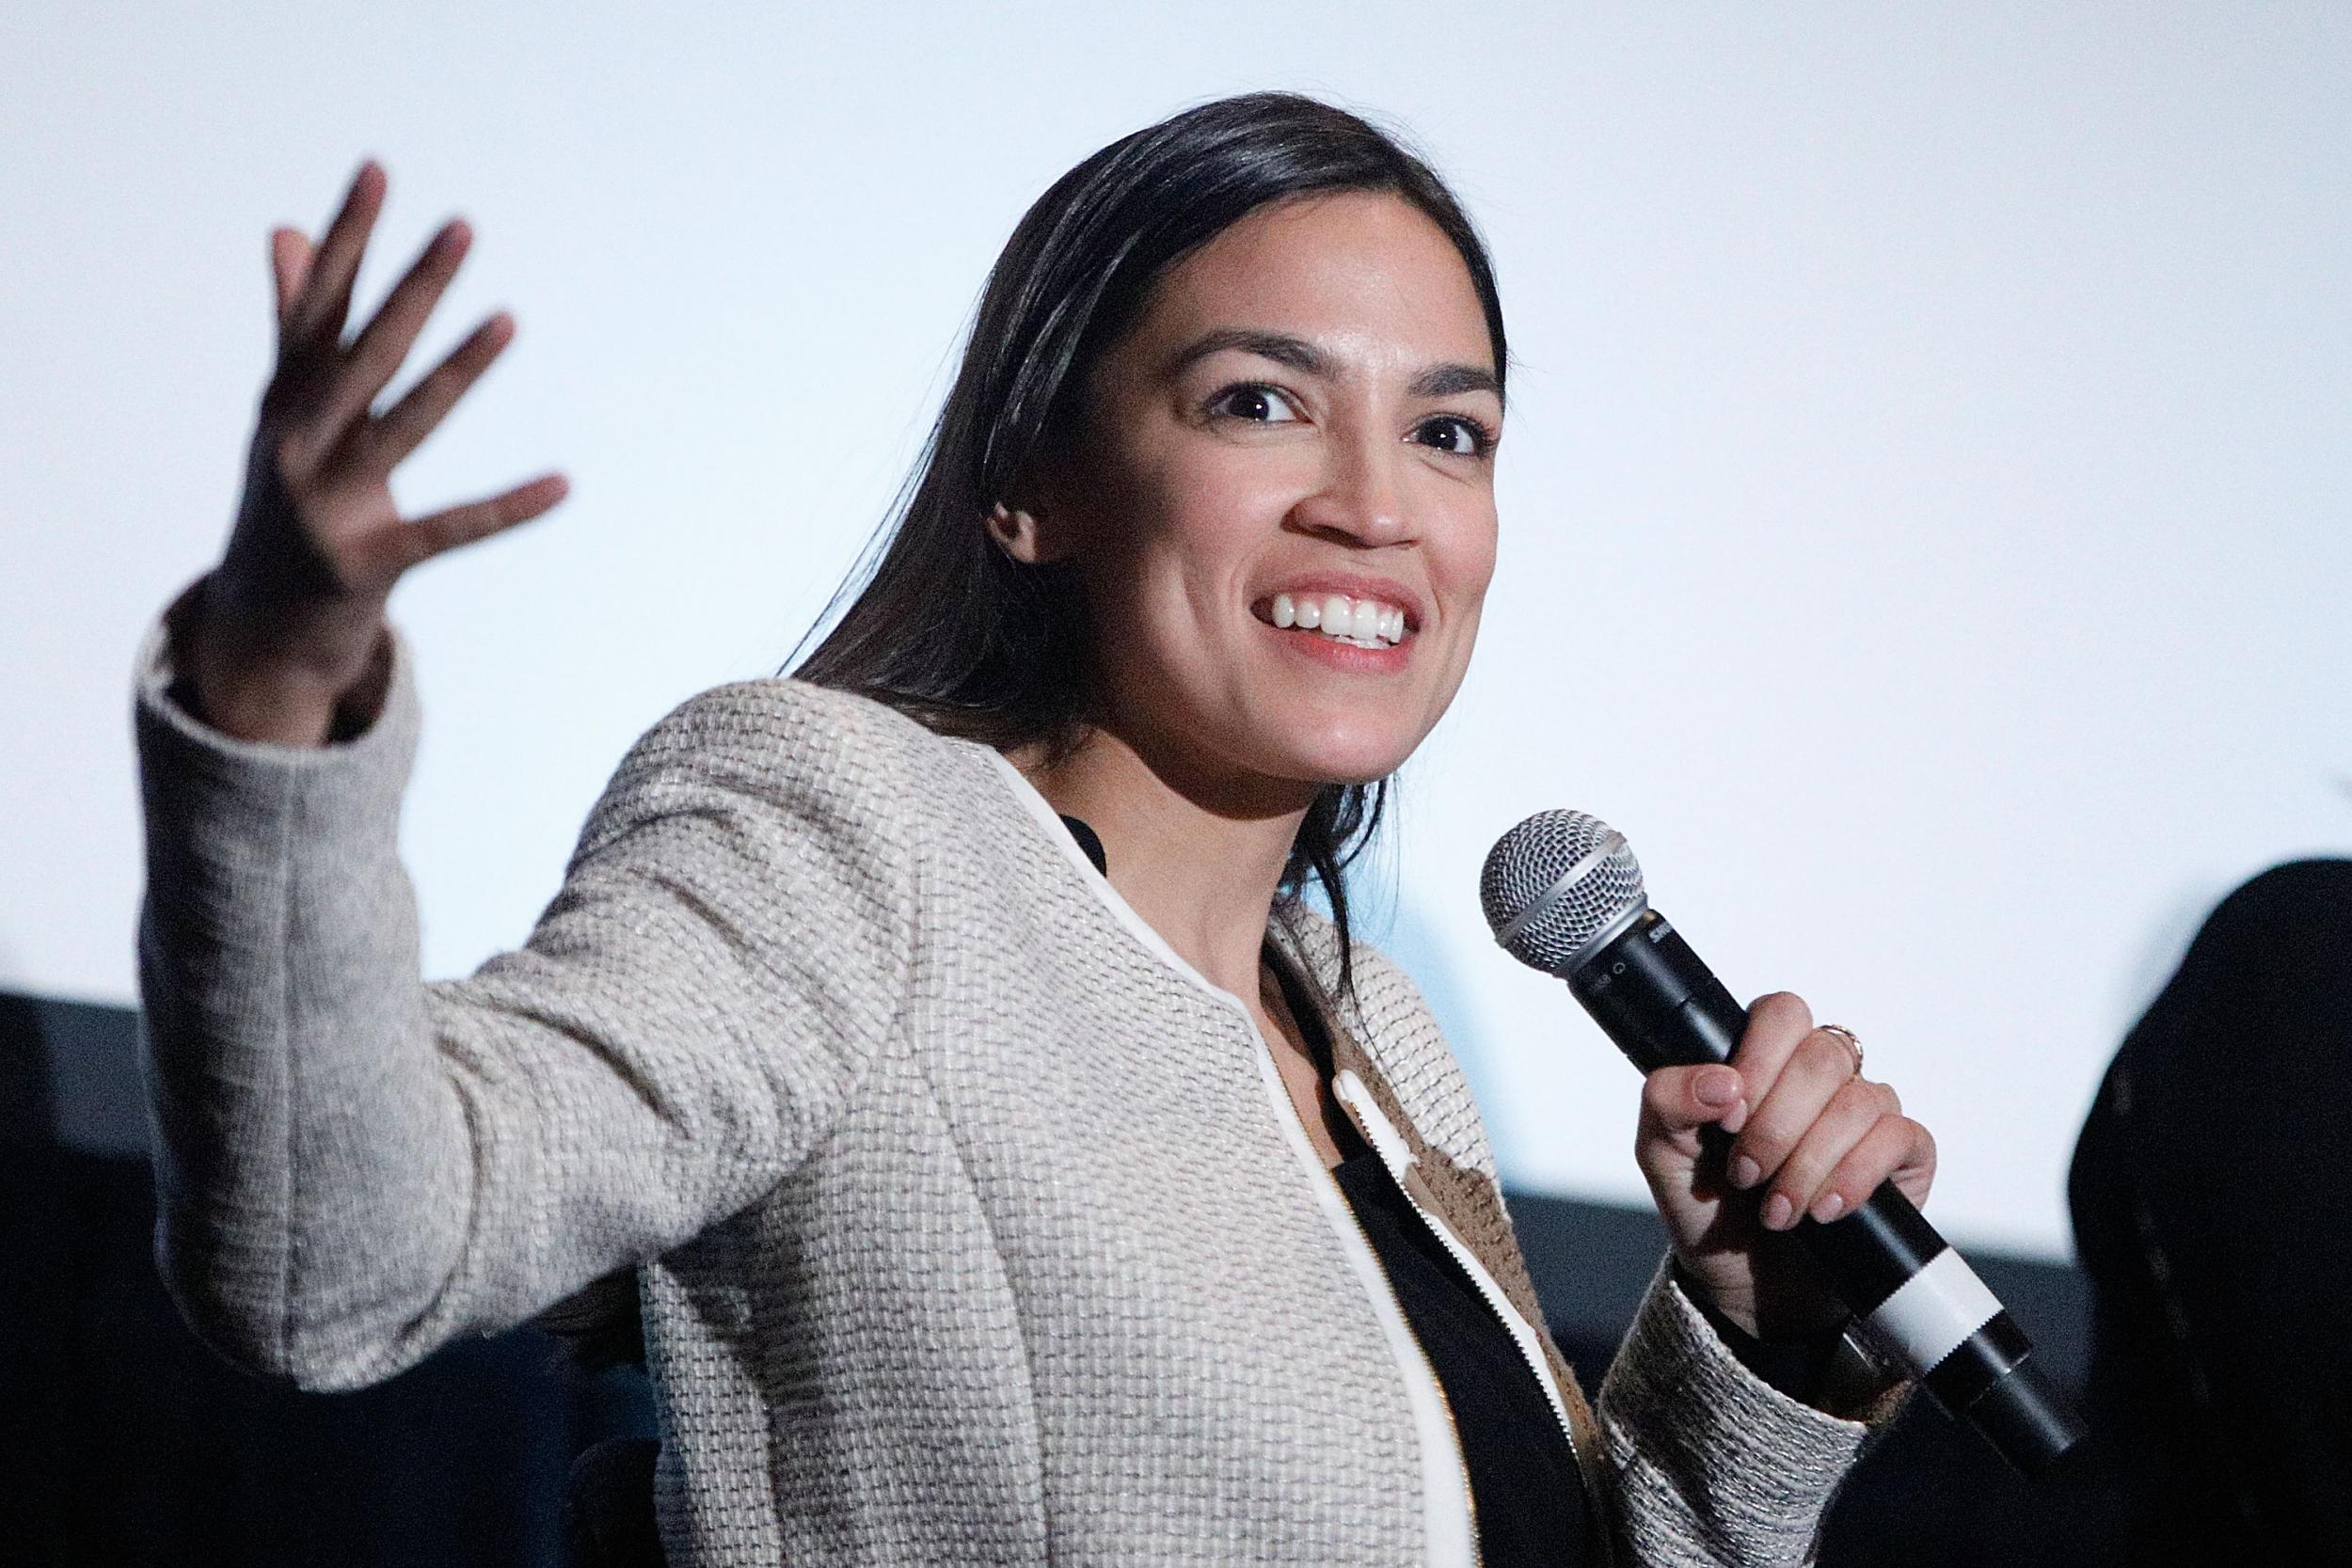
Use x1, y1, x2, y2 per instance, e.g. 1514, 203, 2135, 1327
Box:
1479, 810, 1647, 974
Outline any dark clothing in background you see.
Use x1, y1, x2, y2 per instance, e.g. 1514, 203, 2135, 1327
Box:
2069, 859, 2352, 1565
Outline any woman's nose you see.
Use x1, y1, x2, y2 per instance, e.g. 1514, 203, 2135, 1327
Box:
1285, 428, 1412, 546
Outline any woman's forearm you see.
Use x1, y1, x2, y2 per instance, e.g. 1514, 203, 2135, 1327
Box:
135, 610, 477, 1389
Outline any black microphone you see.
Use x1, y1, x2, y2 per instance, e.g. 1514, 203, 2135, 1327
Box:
1480, 809, 2084, 1478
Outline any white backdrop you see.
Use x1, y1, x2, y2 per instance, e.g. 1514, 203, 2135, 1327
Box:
5, 2, 2346, 1259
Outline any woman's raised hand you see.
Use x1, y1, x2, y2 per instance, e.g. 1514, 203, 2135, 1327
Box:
182, 161, 566, 745
1633, 991, 1938, 1350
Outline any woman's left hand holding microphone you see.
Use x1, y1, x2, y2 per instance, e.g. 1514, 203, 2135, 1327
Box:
1631, 991, 1938, 1351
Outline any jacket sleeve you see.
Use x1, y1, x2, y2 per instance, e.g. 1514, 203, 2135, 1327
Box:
133, 605, 915, 1392
1599, 1258, 1905, 1567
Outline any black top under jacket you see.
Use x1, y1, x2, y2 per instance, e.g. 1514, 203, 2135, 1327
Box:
1332, 1148, 1590, 1563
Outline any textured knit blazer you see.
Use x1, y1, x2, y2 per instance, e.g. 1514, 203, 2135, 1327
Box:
134, 614, 1887, 1568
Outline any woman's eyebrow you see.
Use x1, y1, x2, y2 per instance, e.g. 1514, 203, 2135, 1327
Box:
1166, 327, 1329, 380
1165, 327, 1502, 404
1407, 361, 1503, 403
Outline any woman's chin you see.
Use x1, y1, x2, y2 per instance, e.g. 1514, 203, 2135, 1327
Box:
1261, 734, 1414, 788
1120, 691, 1422, 793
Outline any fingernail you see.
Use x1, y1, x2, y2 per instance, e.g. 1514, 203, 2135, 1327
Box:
1762, 1194, 1793, 1230
1813, 1193, 1846, 1223
1722, 1098, 1749, 1135
1730, 1155, 1761, 1190
1694, 1069, 1740, 1108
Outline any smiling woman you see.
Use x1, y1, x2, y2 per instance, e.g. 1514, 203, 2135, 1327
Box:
792, 108, 1514, 1014
134, 91, 1936, 1568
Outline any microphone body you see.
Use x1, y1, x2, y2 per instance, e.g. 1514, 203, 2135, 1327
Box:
1572, 904, 2084, 1476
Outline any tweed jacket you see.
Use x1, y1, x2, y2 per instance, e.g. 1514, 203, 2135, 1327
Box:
133, 617, 1886, 1567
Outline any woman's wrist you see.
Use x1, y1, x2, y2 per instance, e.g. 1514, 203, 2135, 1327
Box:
1675, 1262, 1905, 1418
1680, 1266, 1834, 1384
166, 574, 394, 746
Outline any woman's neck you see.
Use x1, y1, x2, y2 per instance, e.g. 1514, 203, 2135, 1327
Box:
1004, 723, 1311, 1003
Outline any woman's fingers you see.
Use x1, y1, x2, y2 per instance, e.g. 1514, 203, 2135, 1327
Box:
1722, 991, 1814, 1112
263, 162, 496, 495
310, 218, 475, 446
214, 163, 559, 730
1725, 1009, 1866, 1195
1817, 1113, 1937, 1218
1639, 990, 1943, 1346
266, 164, 393, 477
282, 160, 387, 356
1747, 1075, 1902, 1228
352, 471, 569, 579
342, 309, 513, 479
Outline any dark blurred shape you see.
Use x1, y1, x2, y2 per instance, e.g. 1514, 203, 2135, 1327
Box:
0, 994, 58, 1146
2070, 859, 2352, 1566
562, 1437, 664, 1568
0, 990, 656, 1568
3, 990, 144, 1157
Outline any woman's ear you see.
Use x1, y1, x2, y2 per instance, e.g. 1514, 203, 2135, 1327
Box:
985, 500, 1056, 564
990, 439, 1087, 563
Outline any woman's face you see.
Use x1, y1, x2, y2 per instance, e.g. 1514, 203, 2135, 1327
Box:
1023, 190, 1502, 801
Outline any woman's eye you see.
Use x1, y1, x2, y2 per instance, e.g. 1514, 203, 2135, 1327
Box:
1416, 415, 1494, 456
1211, 384, 1302, 424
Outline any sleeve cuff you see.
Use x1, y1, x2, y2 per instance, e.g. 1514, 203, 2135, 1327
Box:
134, 578, 422, 788
1599, 1258, 1900, 1566
1683, 1273, 1852, 1405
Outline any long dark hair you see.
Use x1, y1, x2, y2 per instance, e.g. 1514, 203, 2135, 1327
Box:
544, 94, 1507, 1371
789, 90, 1508, 1003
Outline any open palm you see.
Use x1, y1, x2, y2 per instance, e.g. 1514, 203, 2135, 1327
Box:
190, 161, 565, 742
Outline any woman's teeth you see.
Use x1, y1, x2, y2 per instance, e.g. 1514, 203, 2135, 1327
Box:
1267, 592, 1409, 648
